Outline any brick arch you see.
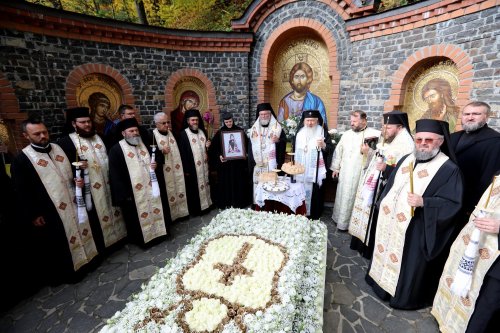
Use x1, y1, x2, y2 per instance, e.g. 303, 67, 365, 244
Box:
384, 44, 473, 130
0, 72, 25, 153
258, 18, 340, 129
65, 63, 136, 117
164, 68, 220, 130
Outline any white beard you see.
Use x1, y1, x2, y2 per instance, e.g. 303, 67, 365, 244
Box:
414, 146, 440, 160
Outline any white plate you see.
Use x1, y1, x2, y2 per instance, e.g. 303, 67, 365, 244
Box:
262, 181, 290, 193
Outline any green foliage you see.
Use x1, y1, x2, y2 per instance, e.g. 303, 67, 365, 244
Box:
25, 0, 253, 31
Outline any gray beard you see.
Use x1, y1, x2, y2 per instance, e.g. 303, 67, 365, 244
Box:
414, 146, 440, 161
462, 120, 486, 133
260, 119, 270, 126
125, 136, 140, 146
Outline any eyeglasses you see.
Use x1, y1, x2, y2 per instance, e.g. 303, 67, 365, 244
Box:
415, 138, 436, 144
156, 121, 171, 125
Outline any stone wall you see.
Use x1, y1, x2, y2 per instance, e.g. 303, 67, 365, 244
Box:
0, 0, 499, 147
0, 28, 250, 139
346, 5, 500, 129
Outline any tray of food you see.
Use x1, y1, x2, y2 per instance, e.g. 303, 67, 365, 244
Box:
281, 161, 305, 175
262, 180, 289, 193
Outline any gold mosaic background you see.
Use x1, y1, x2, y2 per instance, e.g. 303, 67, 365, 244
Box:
403, 60, 459, 132
172, 77, 208, 113
75, 74, 123, 121
271, 37, 331, 122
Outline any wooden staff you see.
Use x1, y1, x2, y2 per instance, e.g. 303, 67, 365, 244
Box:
409, 161, 414, 217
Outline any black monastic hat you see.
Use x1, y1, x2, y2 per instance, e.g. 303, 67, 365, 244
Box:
383, 110, 410, 133
66, 107, 90, 121
300, 109, 324, 126
415, 119, 456, 163
222, 112, 233, 120
415, 119, 446, 135
256, 103, 276, 118
117, 117, 139, 132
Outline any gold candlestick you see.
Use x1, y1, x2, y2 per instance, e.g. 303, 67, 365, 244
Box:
409, 161, 414, 217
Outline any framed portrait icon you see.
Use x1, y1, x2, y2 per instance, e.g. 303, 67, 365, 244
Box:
221, 130, 246, 160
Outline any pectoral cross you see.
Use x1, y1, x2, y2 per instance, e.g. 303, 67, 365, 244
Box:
213, 242, 254, 286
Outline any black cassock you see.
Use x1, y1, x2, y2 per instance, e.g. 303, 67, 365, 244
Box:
178, 128, 212, 216
209, 125, 251, 209
108, 141, 168, 246
10, 146, 92, 285
366, 155, 464, 310
450, 125, 500, 226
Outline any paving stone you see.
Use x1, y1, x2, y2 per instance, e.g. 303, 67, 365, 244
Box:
323, 310, 340, 332
152, 250, 174, 264
86, 282, 114, 307
8, 308, 45, 333
96, 262, 124, 274
358, 317, 383, 333
340, 305, 360, 322
40, 288, 74, 310
93, 300, 126, 319
360, 296, 391, 325
115, 280, 143, 301
129, 264, 157, 280
323, 290, 333, 310
380, 315, 416, 333
75, 277, 99, 300
392, 308, 426, 321
338, 265, 351, 278
107, 250, 129, 264
333, 283, 356, 305
99, 263, 127, 283
341, 318, 356, 333
344, 281, 363, 298
325, 269, 342, 283
415, 316, 439, 333
36, 310, 60, 332
66, 312, 102, 333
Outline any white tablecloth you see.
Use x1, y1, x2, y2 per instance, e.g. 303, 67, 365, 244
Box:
255, 179, 306, 212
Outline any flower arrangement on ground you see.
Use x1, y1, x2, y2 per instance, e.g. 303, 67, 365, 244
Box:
100, 208, 327, 333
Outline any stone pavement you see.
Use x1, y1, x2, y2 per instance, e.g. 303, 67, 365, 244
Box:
0, 207, 439, 332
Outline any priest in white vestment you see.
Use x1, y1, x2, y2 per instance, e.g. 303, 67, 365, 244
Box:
349, 110, 414, 258
432, 173, 500, 333
293, 110, 334, 218
152, 112, 189, 221
331, 110, 380, 231
248, 103, 286, 204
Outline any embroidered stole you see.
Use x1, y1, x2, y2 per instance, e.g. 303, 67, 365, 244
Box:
23, 144, 98, 271
349, 130, 414, 242
369, 152, 449, 296
70, 133, 126, 247
431, 184, 500, 333
184, 128, 212, 210
153, 129, 189, 220
119, 140, 167, 243
295, 126, 326, 215
250, 117, 282, 201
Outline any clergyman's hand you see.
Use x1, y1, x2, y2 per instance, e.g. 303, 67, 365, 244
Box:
332, 170, 339, 178
474, 217, 500, 234
407, 192, 424, 207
